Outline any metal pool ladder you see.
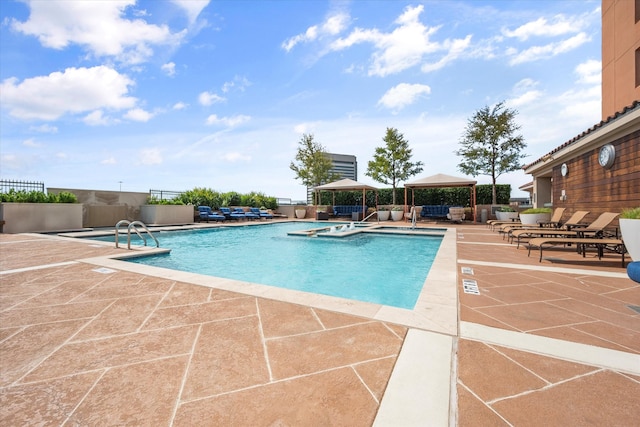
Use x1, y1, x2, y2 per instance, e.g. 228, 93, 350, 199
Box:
114, 220, 159, 250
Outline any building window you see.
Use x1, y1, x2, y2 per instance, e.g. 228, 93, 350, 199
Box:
636, 48, 640, 87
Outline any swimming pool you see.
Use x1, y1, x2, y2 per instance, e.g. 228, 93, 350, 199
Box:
110, 222, 443, 309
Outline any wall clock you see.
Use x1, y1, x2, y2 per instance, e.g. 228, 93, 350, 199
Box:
561, 163, 568, 177
598, 144, 615, 169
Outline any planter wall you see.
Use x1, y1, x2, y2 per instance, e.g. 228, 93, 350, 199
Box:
620, 218, 640, 261
0, 203, 83, 233
519, 213, 551, 226
140, 205, 194, 225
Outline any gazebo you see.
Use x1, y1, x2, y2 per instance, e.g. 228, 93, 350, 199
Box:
314, 178, 378, 218
404, 173, 477, 222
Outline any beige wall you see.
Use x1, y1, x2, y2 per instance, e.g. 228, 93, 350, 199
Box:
602, 0, 640, 119
48, 188, 148, 228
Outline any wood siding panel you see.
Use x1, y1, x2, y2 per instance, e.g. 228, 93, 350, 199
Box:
552, 130, 640, 229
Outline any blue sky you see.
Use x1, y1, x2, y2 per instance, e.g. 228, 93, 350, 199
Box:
1, 0, 602, 201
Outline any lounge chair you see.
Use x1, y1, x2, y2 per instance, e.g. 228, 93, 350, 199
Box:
497, 207, 566, 237
219, 207, 245, 221
537, 207, 566, 228
447, 207, 465, 223
250, 207, 273, 220
404, 206, 419, 222
234, 207, 259, 220
527, 236, 626, 267
510, 210, 590, 247
197, 206, 226, 222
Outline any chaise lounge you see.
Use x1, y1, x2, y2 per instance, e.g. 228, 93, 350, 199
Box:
197, 206, 226, 222
509, 210, 591, 247
219, 207, 246, 221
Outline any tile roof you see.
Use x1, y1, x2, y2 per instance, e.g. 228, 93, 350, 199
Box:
523, 100, 640, 170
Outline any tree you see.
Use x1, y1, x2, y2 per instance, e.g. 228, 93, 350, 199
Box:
366, 127, 424, 205
289, 133, 339, 204
456, 102, 526, 205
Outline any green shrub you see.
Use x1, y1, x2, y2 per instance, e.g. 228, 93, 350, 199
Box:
621, 207, 640, 219
498, 206, 515, 212
146, 196, 184, 205
0, 189, 77, 203
521, 208, 552, 214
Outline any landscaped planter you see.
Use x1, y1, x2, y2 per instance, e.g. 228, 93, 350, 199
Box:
620, 218, 640, 261
140, 205, 194, 225
377, 210, 390, 221
496, 211, 519, 221
519, 213, 551, 226
295, 209, 306, 219
390, 210, 404, 221
0, 202, 83, 233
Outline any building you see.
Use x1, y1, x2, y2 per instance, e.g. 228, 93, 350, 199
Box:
523, 0, 640, 223
306, 153, 358, 203
601, 0, 640, 118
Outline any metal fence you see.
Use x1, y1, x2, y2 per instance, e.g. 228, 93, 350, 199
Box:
0, 180, 45, 193
149, 189, 183, 200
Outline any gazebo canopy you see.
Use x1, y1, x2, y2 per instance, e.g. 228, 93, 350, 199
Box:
405, 173, 477, 188
314, 178, 378, 191
314, 179, 377, 217
404, 173, 477, 221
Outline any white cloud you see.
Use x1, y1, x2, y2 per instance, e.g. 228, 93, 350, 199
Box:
330, 5, 471, 77
83, 110, 110, 126
10, 0, 184, 65
205, 114, 251, 127
0, 66, 136, 121
282, 11, 349, 51
171, 0, 210, 24
29, 124, 58, 133
173, 102, 188, 110
222, 76, 251, 93
221, 152, 251, 162
198, 91, 225, 106
139, 148, 162, 165
161, 62, 176, 77
421, 35, 472, 73
101, 156, 117, 165
23, 138, 42, 148
508, 32, 590, 65
575, 59, 601, 85
378, 83, 431, 110
502, 15, 587, 41
124, 108, 154, 122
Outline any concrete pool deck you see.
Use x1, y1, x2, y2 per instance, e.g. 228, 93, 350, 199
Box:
1, 220, 639, 425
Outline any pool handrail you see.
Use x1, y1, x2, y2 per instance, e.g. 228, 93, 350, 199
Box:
114, 220, 160, 250
360, 211, 379, 223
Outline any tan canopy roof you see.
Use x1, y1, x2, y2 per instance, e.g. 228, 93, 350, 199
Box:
404, 173, 477, 188
404, 173, 477, 222
314, 178, 378, 191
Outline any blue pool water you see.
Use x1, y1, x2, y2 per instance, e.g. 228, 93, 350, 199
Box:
111, 222, 443, 309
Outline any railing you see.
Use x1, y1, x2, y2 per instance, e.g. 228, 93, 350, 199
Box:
0, 180, 45, 193
149, 189, 182, 201
114, 220, 159, 250
360, 211, 379, 223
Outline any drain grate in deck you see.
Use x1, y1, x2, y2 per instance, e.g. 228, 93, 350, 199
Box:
628, 305, 640, 314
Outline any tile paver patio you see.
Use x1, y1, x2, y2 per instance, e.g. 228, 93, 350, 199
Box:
1, 221, 639, 426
